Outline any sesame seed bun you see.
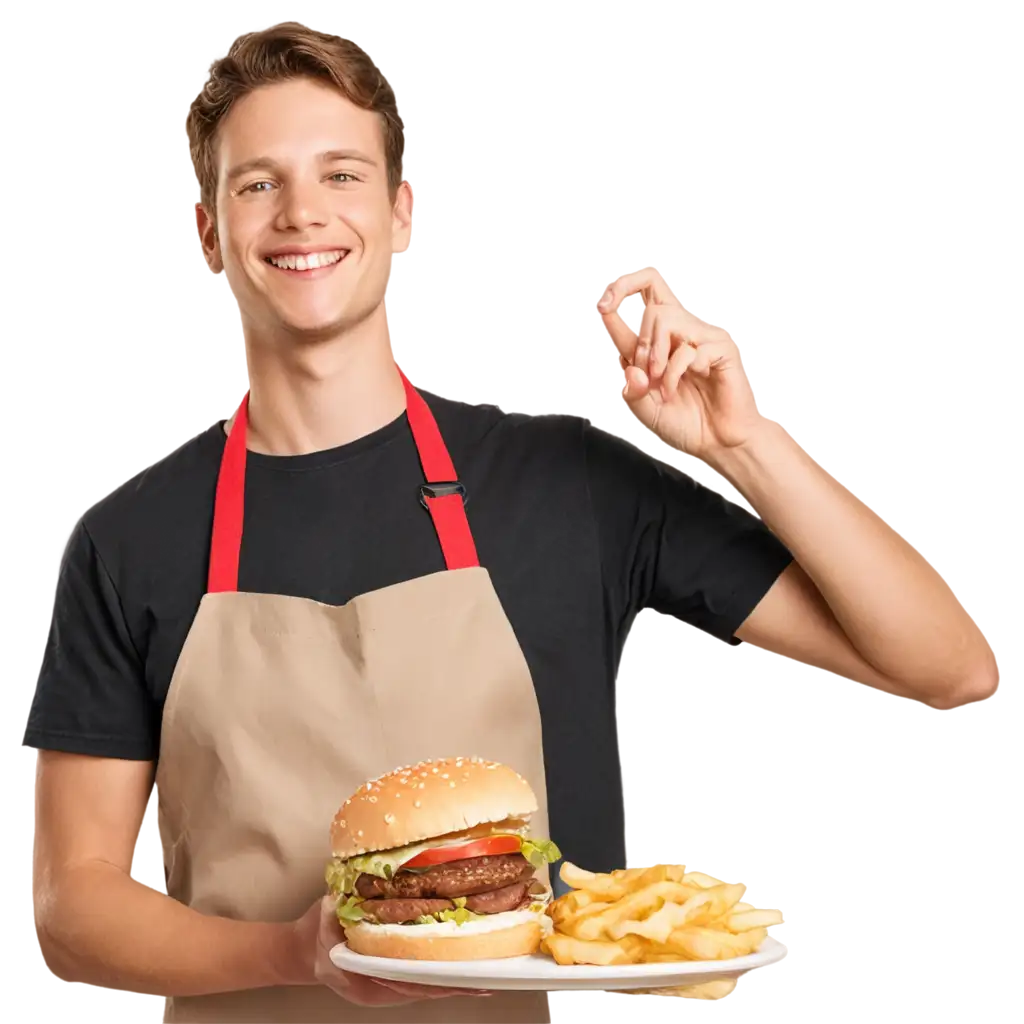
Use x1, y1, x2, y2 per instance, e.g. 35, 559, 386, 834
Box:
330, 757, 538, 858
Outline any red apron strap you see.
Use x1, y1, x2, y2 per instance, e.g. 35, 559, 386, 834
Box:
207, 372, 478, 593
208, 392, 250, 594
398, 370, 479, 571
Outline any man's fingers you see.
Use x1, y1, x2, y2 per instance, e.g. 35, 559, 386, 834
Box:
377, 978, 476, 998
663, 342, 698, 396
599, 267, 682, 311
632, 302, 658, 380
333, 971, 490, 1007
649, 309, 676, 384
599, 305, 636, 363
610, 362, 659, 425
318, 895, 342, 950
339, 974, 432, 1007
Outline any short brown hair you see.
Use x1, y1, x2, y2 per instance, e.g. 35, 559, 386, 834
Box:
186, 21, 404, 226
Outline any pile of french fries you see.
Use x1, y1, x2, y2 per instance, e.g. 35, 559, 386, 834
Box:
541, 861, 784, 1000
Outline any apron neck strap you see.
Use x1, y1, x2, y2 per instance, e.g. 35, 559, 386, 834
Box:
207, 370, 479, 594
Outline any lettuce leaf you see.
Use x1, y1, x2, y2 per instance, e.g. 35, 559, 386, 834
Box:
335, 894, 367, 925
520, 837, 562, 869
412, 896, 486, 926
325, 839, 441, 896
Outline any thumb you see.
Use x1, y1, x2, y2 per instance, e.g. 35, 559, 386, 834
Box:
319, 894, 344, 947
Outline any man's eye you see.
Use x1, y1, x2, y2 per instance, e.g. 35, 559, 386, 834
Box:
330, 172, 357, 183
243, 181, 273, 193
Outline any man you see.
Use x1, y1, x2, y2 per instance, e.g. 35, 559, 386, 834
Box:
25, 19, 996, 1024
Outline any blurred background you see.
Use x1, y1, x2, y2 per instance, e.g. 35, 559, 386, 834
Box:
2, 2, 1024, 1015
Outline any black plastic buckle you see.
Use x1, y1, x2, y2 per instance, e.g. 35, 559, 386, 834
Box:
419, 481, 468, 509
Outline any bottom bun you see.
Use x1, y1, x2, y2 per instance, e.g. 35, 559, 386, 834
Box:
344, 919, 543, 961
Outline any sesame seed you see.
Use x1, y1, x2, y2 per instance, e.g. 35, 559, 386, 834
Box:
395, 792, 401, 798
414, 799, 422, 808
356, 830, 363, 837
368, 796, 377, 803
432, 768, 439, 774
449, 781, 456, 788
384, 813, 396, 824
440, 773, 449, 779
338, 819, 346, 827
419, 782, 426, 789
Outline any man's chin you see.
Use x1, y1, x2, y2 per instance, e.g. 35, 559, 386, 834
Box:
269, 308, 354, 343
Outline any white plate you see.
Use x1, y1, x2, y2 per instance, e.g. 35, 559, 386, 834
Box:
329, 936, 787, 991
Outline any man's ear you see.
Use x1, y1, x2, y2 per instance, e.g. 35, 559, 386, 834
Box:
196, 202, 223, 273
391, 181, 413, 255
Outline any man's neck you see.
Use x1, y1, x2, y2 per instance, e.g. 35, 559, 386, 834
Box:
231, 308, 408, 456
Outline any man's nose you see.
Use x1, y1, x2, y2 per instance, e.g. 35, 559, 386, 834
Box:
276, 179, 330, 231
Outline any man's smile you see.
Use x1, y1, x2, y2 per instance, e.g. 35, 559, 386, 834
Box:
262, 248, 351, 276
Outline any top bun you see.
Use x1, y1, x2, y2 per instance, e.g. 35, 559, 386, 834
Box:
331, 757, 538, 858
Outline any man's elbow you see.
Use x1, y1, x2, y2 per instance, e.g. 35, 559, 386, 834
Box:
31, 884, 90, 978
33, 892, 68, 962
925, 653, 999, 710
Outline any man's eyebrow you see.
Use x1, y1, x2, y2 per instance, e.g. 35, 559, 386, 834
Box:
226, 149, 379, 181
225, 157, 276, 181
320, 148, 378, 166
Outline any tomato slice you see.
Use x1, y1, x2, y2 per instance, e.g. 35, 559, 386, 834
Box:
403, 834, 523, 868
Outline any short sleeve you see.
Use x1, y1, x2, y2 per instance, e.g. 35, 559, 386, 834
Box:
584, 422, 794, 645
23, 518, 158, 759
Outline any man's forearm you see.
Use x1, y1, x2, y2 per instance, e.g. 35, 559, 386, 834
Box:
38, 860, 305, 997
708, 418, 996, 693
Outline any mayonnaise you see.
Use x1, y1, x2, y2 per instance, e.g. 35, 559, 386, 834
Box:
359, 908, 553, 938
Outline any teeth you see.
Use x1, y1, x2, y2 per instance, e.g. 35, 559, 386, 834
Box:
267, 250, 346, 270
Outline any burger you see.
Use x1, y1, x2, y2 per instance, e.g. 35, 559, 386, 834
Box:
325, 756, 561, 960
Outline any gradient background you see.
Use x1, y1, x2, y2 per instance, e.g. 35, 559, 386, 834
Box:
2, 4, 1024, 1019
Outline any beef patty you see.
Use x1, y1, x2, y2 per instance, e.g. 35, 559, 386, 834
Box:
463, 881, 531, 915
359, 898, 453, 925
354, 853, 534, 900
359, 881, 532, 924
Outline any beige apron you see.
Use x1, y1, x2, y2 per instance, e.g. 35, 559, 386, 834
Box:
154, 372, 552, 1023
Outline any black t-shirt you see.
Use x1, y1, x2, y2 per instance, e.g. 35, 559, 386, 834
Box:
23, 389, 793, 875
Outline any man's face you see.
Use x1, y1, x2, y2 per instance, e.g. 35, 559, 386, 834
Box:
199, 77, 411, 340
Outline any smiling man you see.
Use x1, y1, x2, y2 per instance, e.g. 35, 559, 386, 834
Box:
24, 20, 997, 1024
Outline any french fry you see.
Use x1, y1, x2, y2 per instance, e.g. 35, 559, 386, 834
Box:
553, 899, 616, 939
619, 977, 740, 1000
574, 881, 698, 941
682, 871, 726, 889
725, 908, 784, 932
544, 860, 782, 974
549, 891, 608, 929
604, 883, 730, 943
675, 882, 747, 928
559, 862, 687, 902
558, 867, 631, 900
542, 932, 647, 966
608, 900, 692, 944
665, 924, 768, 960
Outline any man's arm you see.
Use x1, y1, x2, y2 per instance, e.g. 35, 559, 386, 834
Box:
33, 750, 303, 996
721, 420, 998, 710
595, 267, 997, 710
